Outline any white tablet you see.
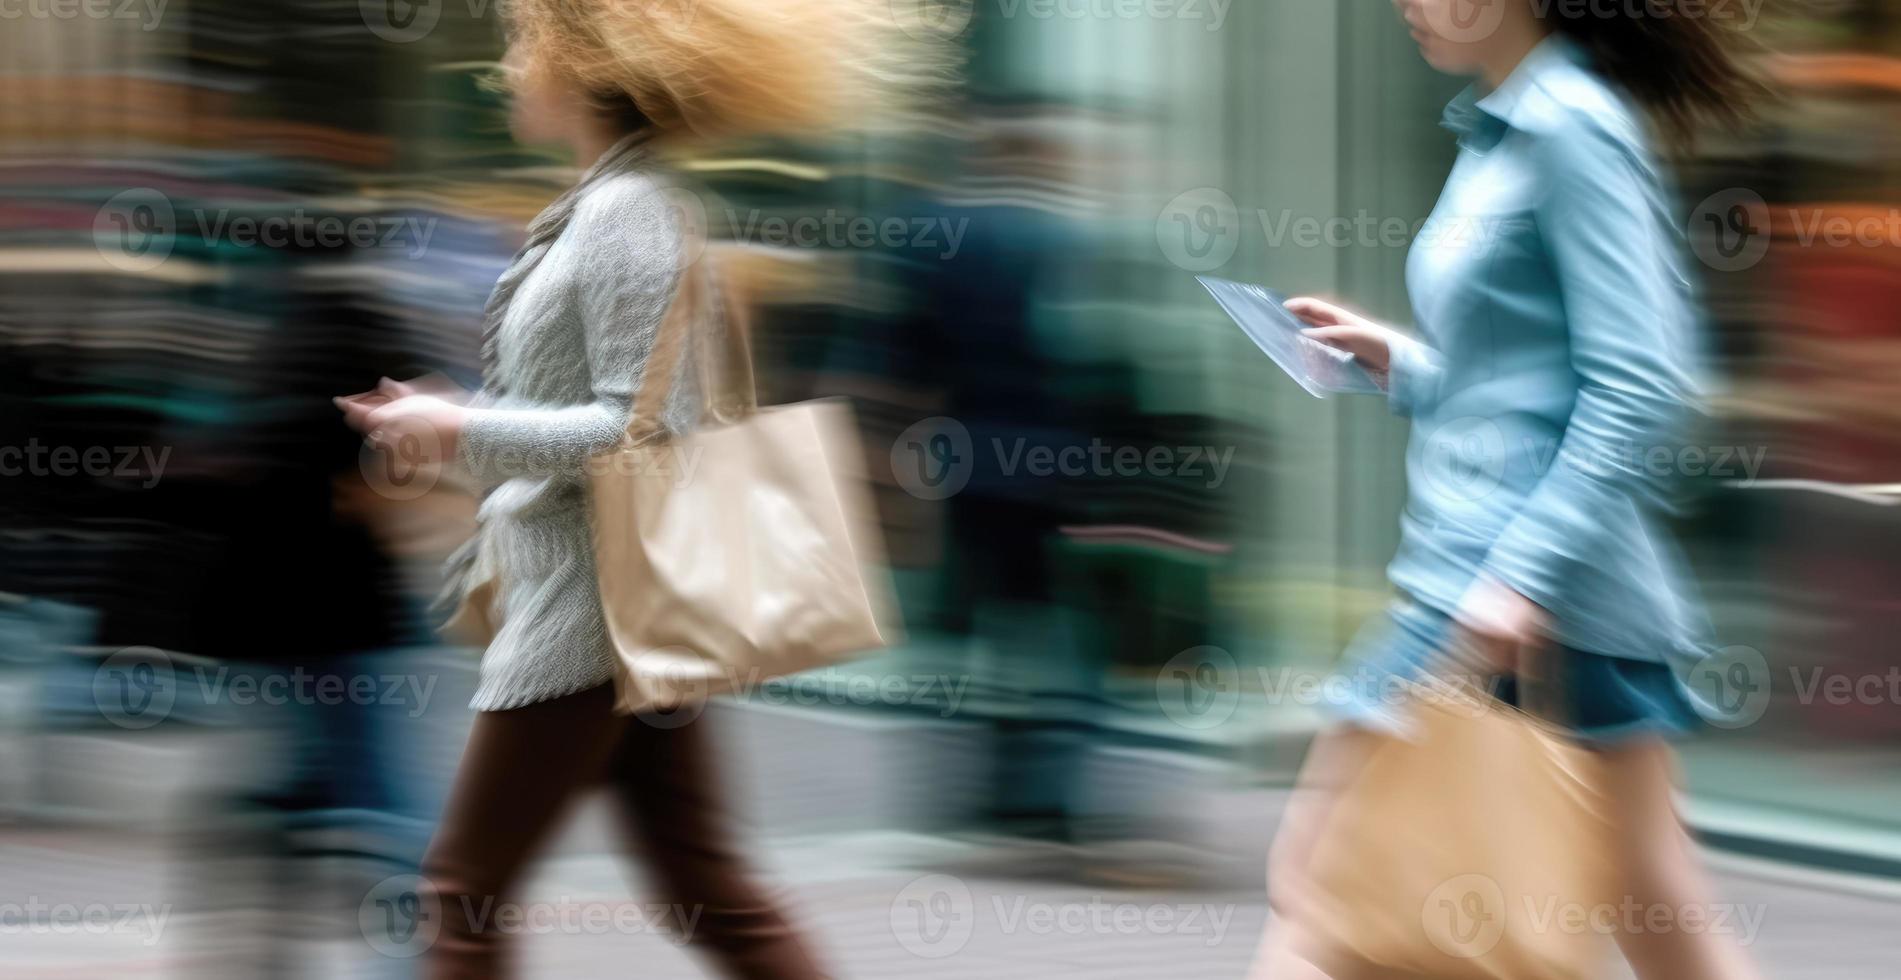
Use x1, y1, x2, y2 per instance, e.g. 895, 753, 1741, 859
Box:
1196, 275, 1384, 399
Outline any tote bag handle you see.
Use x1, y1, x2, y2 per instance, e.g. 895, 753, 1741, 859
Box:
626, 257, 759, 444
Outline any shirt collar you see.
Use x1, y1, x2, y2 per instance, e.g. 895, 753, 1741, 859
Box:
1440, 33, 1588, 151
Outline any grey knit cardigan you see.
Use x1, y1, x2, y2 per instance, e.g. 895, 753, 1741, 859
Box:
444, 135, 709, 711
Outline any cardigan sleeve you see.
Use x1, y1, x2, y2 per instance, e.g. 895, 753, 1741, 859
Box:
458, 175, 685, 486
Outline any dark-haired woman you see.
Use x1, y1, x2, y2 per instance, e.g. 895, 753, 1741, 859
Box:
1251, 1, 1765, 977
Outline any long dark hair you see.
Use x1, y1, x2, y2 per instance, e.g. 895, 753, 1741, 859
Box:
1540, 1, 1770, 146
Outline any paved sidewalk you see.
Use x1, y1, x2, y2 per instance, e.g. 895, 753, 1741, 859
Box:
8, 816, 1901, 978
8, 690, 1901, 977
314, 833, 1901, 979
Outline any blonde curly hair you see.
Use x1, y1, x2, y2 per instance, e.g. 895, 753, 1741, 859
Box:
500, 0, 946, 140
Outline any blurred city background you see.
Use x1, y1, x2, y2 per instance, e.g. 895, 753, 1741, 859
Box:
3, 0, 1900, 976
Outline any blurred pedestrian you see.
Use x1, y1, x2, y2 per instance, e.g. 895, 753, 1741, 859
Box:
1254, 1, 1768, 977
335, 1, 934, 975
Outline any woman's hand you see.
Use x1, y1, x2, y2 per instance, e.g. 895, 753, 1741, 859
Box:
335, 372, 472, 409
1450, 575, 1550, 675
335, 377, 469, 462
1285, 297, 1399, 381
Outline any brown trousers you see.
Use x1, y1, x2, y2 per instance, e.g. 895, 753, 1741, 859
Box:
420, 683, 825, 979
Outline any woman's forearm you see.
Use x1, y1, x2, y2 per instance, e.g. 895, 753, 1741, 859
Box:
458, 399, 634, 486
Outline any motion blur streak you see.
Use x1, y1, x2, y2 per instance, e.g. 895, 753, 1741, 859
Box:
2, 1, 1899, 978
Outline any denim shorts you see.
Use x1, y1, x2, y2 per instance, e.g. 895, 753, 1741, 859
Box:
1324, 600, 1703, 748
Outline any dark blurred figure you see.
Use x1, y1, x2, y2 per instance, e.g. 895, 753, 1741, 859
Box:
881, 106, 1249, 849
0, 1, 482, 974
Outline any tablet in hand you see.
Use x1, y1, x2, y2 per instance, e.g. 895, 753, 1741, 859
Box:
1196, 275, 1384, 399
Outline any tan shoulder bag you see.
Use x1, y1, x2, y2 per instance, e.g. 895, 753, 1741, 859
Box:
1280, 650, 1621, 979
587, 257, 899, 714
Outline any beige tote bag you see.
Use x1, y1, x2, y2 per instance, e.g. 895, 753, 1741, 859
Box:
1281, 661, 1620, 980
587, 260, 898, 714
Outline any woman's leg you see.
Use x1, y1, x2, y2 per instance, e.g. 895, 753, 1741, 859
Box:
420, 684, 625, 979
1247, 920, 1337, 980
1246, 725, 1383, 980
1599, 737, 1764, 980
606, 711, 828, 980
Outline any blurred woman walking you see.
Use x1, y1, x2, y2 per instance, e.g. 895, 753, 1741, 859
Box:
1253, 1, 1767, 977
337, 2, 936, 976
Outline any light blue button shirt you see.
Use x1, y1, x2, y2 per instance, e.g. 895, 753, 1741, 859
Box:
1383, 35, 1712, 668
